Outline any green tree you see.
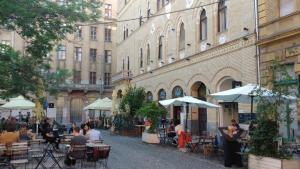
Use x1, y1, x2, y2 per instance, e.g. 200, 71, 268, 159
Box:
0, 0, 101, 120
119, 86, 146, 118
137, 101, 167, 133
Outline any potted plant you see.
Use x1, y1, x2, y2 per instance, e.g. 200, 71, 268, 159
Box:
248, 62, 300, 169
138, 101, 167, 144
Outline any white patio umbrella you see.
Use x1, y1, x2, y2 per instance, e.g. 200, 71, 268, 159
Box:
210, 84, 297, 119
159, 96, 220, 132
83, 97, 112, 111
0, 95, 35, 110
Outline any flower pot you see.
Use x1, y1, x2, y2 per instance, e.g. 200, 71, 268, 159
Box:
142, 132, 160, 144
248, 154, 300, 169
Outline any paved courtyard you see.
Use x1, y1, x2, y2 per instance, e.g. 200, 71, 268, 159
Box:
104, 131, 227, 169
19, 130, 230, 169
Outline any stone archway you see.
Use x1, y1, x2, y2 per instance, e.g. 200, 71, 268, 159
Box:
218, 78, 239, 127
190, 81, 207, 135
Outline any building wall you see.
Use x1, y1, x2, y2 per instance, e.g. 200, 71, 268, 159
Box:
0, 0, 118, 124
258, 0, 300, 138
113, 0, 257, 133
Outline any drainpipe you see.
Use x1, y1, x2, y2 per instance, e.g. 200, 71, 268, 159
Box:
254, 0, 261, 85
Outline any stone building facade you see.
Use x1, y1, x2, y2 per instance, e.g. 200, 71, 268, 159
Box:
0, 0, 118, 124
112, 0, 258, 134
257, 0, 300, 138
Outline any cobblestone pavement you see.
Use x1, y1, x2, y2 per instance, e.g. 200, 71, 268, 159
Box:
16, 130, 232, 169
103, 131, 227, 169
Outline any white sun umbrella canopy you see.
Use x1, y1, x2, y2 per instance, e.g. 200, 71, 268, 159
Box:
83, 98, 112, 111
1, 95, 35, 110
210, 84, 297, 119
159, 96, 220, 108
159, 96, 220, 132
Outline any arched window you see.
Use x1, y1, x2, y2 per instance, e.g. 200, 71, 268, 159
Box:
218, 0, 227, 32
147, 91, 153, 101
172, 86, 183, 98
158, 89, 166, 100
158, 36, 163, 60
179, 23, 185, 51
140, 48, 143, 68
200, 10, 207, 41
147, 44, 150, 65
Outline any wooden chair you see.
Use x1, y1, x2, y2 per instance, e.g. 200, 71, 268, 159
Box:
96, 146, 111, 169
69, 144, 87, 169
10, 143, 29, 169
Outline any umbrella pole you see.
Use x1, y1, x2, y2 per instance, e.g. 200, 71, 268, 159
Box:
250, 95, 254, 120
185, 103, 189, 132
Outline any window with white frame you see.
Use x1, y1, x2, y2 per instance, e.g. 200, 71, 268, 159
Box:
90, 48, 97, 62
104, 4, 112, 19
89, 72, 96, 84
90, 26, 97, 40
75, 26, 82, 38
105, 50, 112, 64
104, 72, 111, 86
57, 45, 66, 60
105, 27, 112, 42
74, 47, 82, 62
280, 0, 295, 16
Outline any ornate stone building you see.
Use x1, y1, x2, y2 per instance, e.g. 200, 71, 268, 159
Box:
112, 0, 258, 134
257, 0, 300, 138
0, 0, 118, 124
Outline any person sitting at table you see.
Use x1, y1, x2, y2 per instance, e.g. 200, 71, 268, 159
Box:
88, 122, 102, 141
167, 120, 176, 138
0, 120, 19, 146
218, 119, 243, 168
65, 126, 87, 166
42, 118, 60, 149
69, 121, 76, 134
19, 123, 36, 141
80, 123, 91, 139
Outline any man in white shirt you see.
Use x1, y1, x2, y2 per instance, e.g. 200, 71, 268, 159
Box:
88, 122, 102, 141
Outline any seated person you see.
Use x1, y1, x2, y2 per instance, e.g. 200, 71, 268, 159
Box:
65, 127, 87, 166
19, 123, 36, 141
88, 122, 102, 141
167, 120, 176, 138
42, 118, 60, 149
0, 120, 19, 146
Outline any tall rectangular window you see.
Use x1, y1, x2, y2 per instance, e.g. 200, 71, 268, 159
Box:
218, 0, 227, 32
140, 48, 143, 68
104, 4, 112, 19
89, 72, 96, 84
105, 50, 112, 63
74, 47, 82, 62
57, 45, 66, 60
105, 28, 112, 42
200, 10, 207, 41
280, 0, 294, 16
90, 48, 97, 62
90, 26, 97, 40
104, 73, 111, 86
75, 26, 82, 38
73, 71, 81, 84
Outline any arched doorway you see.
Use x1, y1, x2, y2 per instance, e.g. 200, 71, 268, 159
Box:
158, 89, 166, 101
191, 82, 207, 135
219, 78, 239, 126
146, 91, 153, 102
70, 97, 83, 123
172, 86, 184, 125
117, 90, 123, 99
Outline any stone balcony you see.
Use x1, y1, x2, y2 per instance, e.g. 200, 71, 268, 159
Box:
112, 70, 132, 84
59, 83, 112, 93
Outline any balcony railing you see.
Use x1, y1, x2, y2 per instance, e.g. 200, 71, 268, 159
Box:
112, 70, 132, 84
59, 84, 101, 91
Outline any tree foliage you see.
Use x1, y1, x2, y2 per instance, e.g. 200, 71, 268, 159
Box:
137, 101, 167, 133
119, 86, 146, 118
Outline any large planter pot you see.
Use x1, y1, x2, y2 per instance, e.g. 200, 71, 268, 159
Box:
248, 154, 300, 169
142, 132, 160, 144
